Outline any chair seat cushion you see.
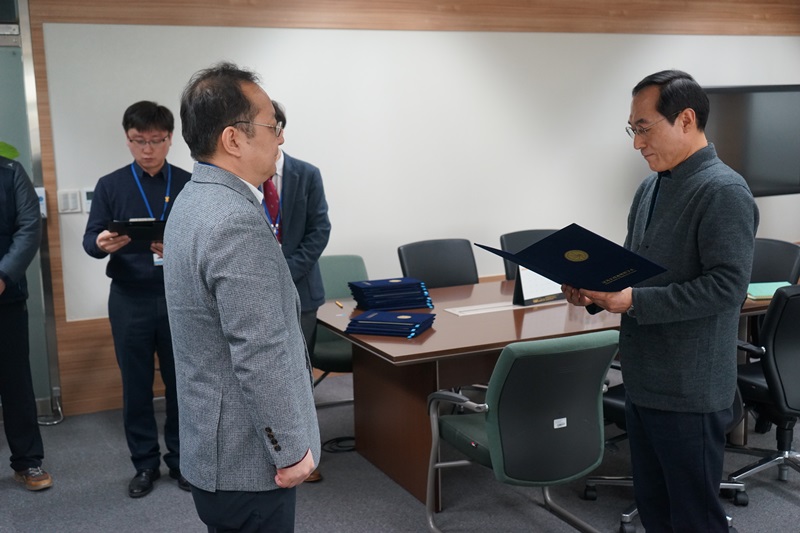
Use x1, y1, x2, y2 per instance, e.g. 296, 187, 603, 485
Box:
311, 340, 353, 373
738, 362, 772, 405
439, 413, 492, 468
603, 384, 627, 429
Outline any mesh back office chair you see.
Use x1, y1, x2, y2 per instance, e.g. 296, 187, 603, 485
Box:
499, 229, 558, 280
425, 330, 619, 533
397, 239, 479, 289
311, 254, 368, 406
727, 285, 800, 486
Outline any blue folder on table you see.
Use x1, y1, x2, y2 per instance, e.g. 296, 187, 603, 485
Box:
475, 223, 666, 292
349, 277, 427, 294
345, 310, 435, 338
349, 277, 432, 311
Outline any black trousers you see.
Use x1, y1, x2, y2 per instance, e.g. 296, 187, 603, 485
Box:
108, 283, 179, 472
299, 310, 317, 356
0, 301, 45, 472
190, 485, 297, 533
626, 399, 733, 533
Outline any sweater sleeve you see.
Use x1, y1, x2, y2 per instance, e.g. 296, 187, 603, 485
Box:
632, 182, 758, 325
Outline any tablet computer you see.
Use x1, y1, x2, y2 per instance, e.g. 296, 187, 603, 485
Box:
107, 219, 166, 241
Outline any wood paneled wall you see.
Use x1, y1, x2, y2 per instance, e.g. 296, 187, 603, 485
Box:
29, 1, 800, 34
27, 0, 800, 415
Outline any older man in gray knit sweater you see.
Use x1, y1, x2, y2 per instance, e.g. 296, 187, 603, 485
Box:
563, 70, 758, 532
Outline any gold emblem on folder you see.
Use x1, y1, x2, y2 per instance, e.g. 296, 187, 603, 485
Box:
397, 315, 412, 320
564, 249, 589, 262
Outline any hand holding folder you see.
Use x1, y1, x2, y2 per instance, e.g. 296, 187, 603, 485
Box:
476, 223, 666, 292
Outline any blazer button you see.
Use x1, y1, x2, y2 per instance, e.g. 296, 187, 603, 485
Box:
265, 427, 273, 433
274, 445, 282, 451
270, 438, 278, 445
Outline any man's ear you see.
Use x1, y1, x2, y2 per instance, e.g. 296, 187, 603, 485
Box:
679, 108, 697, 132
219, 126, 242, 157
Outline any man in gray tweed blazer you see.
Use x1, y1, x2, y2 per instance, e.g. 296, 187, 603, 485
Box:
563, 70, 758, 532
164, 62, 320, 532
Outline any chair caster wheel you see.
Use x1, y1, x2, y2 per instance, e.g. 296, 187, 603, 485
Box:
733, 490, 749, 506
583, 486, 597, 501
620, 522, 636, 533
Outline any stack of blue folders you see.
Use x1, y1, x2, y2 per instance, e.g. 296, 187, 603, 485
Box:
345, 310, 436, 338
348, 277, 433, 311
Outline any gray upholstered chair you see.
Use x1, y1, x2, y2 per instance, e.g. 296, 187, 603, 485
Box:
499, 229, 558, 280
397, 238, 478, 289
425, 330, 619, 533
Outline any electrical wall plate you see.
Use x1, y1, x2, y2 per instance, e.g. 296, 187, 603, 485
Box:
81, 187, 93, 213
57, 189, 81, 213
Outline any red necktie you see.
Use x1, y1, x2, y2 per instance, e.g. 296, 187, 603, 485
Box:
263, 176, 281, 243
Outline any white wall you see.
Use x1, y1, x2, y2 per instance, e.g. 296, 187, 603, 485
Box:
43, 24, 800, 321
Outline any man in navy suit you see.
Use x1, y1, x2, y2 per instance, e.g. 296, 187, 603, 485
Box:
264, 101, 331, 482
266, 101, 331, 352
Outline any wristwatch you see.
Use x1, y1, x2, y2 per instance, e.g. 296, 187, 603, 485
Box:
626, 304, 636, 318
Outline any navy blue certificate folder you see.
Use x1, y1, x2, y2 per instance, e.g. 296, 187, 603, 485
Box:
348, 277, 433, 311
345, 311, 435, 338
475, 223, 666, 292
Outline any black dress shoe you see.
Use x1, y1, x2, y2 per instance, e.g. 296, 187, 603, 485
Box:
128, 469, 160, 498
169, 469, 191, 492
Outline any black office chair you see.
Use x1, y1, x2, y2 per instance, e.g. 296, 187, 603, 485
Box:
747, 238, 800, 348
397, 238, 479, 289
311, 254, 368, 406
426, 330, 619, 533
727, 284, 800, 486
499, 229, 558, 280
750, 238, 800, 285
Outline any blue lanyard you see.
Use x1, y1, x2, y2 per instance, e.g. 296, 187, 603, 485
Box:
130, 163, 172, 221
260, 179, 282, 236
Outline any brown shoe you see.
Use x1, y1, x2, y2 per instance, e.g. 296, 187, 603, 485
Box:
14, 467, 53, 491
305, 467, 323, 483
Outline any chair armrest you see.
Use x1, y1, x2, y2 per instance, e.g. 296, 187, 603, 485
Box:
737, 339, 766, 357
427, 390, 488, 413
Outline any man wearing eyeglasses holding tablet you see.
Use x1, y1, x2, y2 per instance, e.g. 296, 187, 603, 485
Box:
83, 101, 191, 498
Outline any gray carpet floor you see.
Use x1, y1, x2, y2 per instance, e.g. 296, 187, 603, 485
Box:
2, 374, 800, 532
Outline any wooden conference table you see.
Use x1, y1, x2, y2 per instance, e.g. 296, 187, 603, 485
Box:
316, 280, 620, 503
318, 279, 772, 503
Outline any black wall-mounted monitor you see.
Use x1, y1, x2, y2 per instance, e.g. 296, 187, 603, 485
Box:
704, 85, 800, 197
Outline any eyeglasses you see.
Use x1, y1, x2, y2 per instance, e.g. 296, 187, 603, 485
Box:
230, 121, 284, 138
128, 136, 170, 148
625, 111, 681, 139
